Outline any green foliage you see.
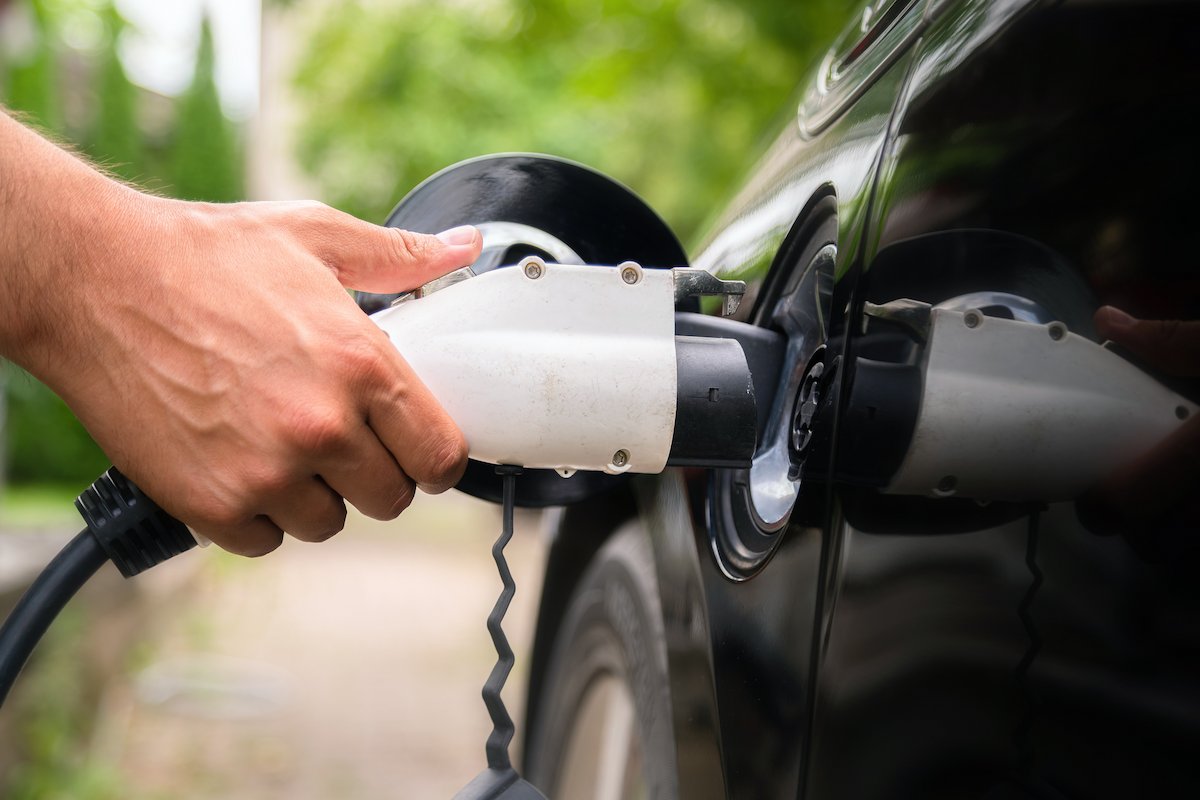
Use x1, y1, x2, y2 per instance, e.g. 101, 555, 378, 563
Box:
3, 0, 63, 132
2, 365, 109, 485
0, 483, 82, 527
291, 0, 843, 245
1, 610, 133, 800
168, 14, 243, 202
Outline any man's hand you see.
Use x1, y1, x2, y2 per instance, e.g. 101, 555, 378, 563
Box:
0, 112, 481, 556
1078, 306, 1200, 559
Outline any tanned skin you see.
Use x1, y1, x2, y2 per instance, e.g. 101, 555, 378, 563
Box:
0, 111, 481, 556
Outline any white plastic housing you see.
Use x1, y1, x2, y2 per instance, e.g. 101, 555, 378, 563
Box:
886, 308, 1200, 502
369, 263, 678, 474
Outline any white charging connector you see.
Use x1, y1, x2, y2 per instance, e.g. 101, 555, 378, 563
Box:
369, 259, 752, 476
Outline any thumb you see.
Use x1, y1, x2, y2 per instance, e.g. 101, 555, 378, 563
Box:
338, 223, 483, 293
1094, 305, 1200, 377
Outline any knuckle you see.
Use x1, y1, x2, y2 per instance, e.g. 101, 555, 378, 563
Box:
311, 521, 345, 543
184, 485, 285, 558
232, 531, 284, 558
286, 405, 353, 454
190, 516, 282, 558
337, 336, 391, 385
386, 229, 428, 265
313, 500, 349, 541
417, 428, 469, 490
247, 466, 294, 499
387, 481, 416, 519
358, 471, 414, 521
188, 492, 249, 531
292, 510, 347, 543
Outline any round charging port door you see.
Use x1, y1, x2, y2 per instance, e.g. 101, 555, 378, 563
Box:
709, 204, 836, 580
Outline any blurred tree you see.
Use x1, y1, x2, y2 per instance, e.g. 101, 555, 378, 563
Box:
2, 1, 105, 488
168, 13, 243, 202
88, 6, 142, 181
290, 0, 843, 245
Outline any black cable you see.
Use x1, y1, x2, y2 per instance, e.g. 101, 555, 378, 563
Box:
482, 465, 521, 771
456, 465, 547, 800
0, 528, 107, 707
0, 467, 193, 711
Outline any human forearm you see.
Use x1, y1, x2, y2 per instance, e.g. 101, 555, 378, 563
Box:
0, 110, 482, 556
0, 110, 150, 371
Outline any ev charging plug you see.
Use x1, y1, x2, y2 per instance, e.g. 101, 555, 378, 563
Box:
370, 257, 757, 475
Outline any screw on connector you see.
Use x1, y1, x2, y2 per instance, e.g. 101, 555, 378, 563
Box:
964, 310, 983, 329
522, 257, 545, 280
1047, 322, 1067, 341
935, 475, 958, 496
612, 449, 630, 468
619, 263, 642, 285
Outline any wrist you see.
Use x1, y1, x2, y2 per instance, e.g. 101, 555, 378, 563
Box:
6, 174, 166, 385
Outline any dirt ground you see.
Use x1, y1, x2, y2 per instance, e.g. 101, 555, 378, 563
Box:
97, 491, 549, 799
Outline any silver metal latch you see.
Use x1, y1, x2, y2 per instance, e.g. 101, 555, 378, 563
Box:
391, 266, 476, 306
672, 268, 745, 316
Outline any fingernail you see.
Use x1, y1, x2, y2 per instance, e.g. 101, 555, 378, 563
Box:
1099, 305, 1136, 329
435, 225, 478, 247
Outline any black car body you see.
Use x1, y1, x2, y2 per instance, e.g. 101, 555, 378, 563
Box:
518, 1, 1200, 798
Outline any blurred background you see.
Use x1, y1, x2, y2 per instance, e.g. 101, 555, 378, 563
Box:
0, 0, 840, 796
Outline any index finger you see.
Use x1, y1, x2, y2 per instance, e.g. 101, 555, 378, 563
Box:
363, 356, 469, 494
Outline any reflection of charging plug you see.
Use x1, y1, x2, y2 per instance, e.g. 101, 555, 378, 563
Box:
847, 301, 1199, 503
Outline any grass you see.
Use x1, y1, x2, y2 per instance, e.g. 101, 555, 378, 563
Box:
2, 609, 144, 800
0, 483, 84, 529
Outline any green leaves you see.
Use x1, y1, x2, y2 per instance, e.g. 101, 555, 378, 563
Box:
290, 0, 842, 247
2, 365, 108, 487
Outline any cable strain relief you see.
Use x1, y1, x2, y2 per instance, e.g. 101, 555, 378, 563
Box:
75, 467, 195, 578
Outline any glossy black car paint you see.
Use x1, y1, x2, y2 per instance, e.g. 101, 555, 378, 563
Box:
525, 1, 1200, 798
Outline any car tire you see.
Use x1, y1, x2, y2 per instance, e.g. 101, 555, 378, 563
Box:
524, 524, 678, 800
